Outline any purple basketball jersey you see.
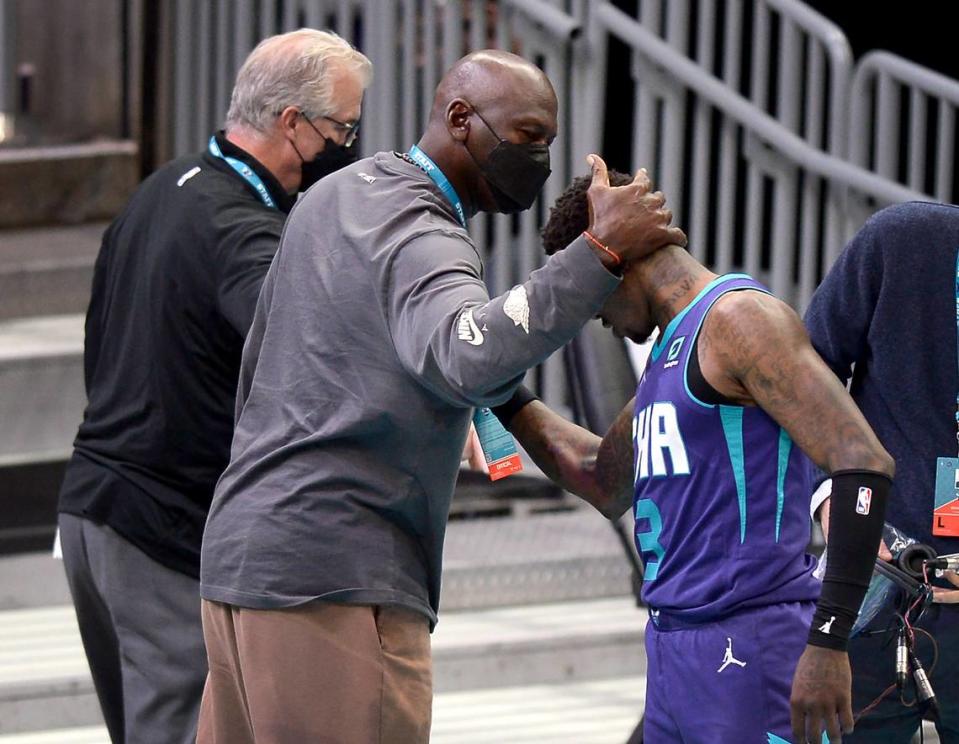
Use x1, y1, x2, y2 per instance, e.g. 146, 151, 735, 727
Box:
633, 274, 820, 620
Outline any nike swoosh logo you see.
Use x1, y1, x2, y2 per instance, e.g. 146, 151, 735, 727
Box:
457, 309, 485, 346
465, 310, 484, 345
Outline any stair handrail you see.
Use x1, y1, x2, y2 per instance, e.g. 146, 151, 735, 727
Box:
593, 0, 929, 206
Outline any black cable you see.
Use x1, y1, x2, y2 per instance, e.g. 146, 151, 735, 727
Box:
855, 611, 942, 726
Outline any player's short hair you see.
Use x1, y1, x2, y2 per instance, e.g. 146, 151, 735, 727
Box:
226, 29, 372, 134
541, 169, 634, 255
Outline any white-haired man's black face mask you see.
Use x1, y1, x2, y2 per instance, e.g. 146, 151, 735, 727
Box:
293, 111, 360, 192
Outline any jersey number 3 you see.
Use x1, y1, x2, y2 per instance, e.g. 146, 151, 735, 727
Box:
632, 402, 689, 582
635, 499, 665, 581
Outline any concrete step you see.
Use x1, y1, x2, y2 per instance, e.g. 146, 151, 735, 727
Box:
0, 223, 104, 321
0, 693, 946, 744
434, 597, 644, 693
0, 597, 644, 735
0, 313, 83, 553
0, 675, 647, 744
0, 314, 84, 461
432, 676, 645, 743
0, 606, 99, 735
1, 504, 636, 610
440, 508, 636, 611
0, 553, 70, 611
0, 726, 108, 744
0, 142, 136, 230
0, 555, 942, 743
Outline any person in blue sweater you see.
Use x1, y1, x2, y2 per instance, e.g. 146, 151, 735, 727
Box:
805, 201, 959, 742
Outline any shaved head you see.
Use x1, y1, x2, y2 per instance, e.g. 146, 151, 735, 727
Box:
430, 50, 555, 121
415, 50, 558, 217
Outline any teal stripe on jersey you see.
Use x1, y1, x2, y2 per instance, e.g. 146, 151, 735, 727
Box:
776, 428, 793, 542
767, 733, 830, 744
719, 405, 747, 543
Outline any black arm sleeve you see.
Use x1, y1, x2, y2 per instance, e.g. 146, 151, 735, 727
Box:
491, 385, 539, 428
808, 469, 891, 651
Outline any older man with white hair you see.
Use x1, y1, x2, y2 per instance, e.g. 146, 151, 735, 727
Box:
56, 29, 371, 744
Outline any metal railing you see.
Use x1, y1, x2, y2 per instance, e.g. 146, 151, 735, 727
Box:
593, 0, 930, 309
166, 0, 586, 407
159, 0, 954, 397
850, 50, 959, 206
742, 0, 855, 284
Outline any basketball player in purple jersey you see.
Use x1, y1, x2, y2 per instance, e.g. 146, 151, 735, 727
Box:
491, 161, 895, 744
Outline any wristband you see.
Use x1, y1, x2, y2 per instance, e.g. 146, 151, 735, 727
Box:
490, 385, 539, 428
808, 469, 891, 651
808, 587, 859, 651
582, 230, 623, 268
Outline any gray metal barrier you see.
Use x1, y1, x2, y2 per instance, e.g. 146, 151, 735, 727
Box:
850, 50, 959, 210
741, 0, 855, 288
161, 0, 955, 385
603, 0, 855, 290
592, 0, 928, 309
166, 0, 585, 408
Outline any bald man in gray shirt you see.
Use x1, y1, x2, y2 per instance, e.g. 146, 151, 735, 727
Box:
198, 50, 685, 744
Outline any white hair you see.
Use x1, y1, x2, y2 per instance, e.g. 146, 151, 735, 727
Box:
225, 29, 372, 133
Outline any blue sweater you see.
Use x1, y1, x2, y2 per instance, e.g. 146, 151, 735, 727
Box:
805, 201, 959, 557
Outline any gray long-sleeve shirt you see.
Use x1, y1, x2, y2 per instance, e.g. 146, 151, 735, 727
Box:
200, 152, 621, 625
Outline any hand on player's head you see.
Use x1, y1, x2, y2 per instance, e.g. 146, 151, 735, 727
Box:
584, 154, 686, 264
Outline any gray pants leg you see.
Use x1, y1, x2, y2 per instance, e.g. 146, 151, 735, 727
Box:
58, 513, 207, 744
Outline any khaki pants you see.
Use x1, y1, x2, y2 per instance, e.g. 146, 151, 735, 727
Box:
197, 599, 432, 744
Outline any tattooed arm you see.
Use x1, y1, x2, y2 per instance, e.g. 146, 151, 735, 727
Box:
699, 290, 894, 744
697, 290, 893, 476
507, 398, 636, 520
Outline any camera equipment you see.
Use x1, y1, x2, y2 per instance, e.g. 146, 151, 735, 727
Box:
896, 543, 938, 579
926, 552, 959, 572
851, 521, 956, 735
859, 543, 942, 724
910, 651, 939, 720
873, 557, 925, 596
895, 626, 909, 691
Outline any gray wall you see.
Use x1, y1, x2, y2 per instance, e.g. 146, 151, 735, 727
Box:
12, 0, 125, 144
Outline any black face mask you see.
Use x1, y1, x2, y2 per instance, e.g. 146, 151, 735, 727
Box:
293, 113, 360, 192
468, 107, 551, 214
297, 136, 358, 192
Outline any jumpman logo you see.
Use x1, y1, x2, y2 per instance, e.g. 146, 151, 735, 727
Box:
717, 637, 747, 673
818, 616, 836, 634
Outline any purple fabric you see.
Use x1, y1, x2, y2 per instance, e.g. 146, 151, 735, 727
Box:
633, 274, 820, 620
643, 601, 815, 742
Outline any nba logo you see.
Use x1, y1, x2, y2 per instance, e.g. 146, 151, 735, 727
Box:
953, 469, 959, 491
856, 487, 872, 515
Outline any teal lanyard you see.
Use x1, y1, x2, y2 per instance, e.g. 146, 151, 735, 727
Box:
407, 145, 467, 227
208, 136, 277, 209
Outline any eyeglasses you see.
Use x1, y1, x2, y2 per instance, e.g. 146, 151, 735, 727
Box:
300, 111, 360, 147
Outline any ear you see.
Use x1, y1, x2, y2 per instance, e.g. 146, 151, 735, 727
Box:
277, 106, 301, 139
446, 99, 471, 143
